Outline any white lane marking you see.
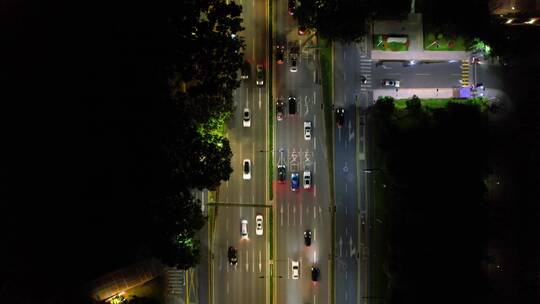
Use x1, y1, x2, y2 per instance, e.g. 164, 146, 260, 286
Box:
313, 137, 316, 150
314, 250, 317, 263
345, 270, 348, 280
416, 73, 430, 76
345, 291, 348, 301
339, 236, 343, 257
246, 88, 249, 107
314, 294, 316, 304
313, 205, 317, 220
259, 250, 262, 272
287, 257, 290, 278
314, 115, 316, 128
299, 257, 303, 279
252, 249, 255, 273
345, 183, 348, 193
287, 203, 290, 226
280, 204, 284, 227
300, 202, 303, 226
319, 206, 323, 224
314, 228, 316, 242
259, 88, 262, 109
227, 281, 229, 294
313, 70, 316, 83
343, 50, 346, 59
252, 37, 255, 60
313, 91, 316, 104
293, 205, 296, 226
314, 185, 317, 197
345, 204, 348, 215
245, 250, 249, 272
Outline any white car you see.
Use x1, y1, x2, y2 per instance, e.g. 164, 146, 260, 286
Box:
256, 214, 263, 235
243, 159, 251, 180
243, 108, 251, 127
382, 79, 400, 87
303, 170, 311, 189
304, 121, 312, 140
241, 219, 248, 238
291, 260, 299, 279
289, 50, 298, 73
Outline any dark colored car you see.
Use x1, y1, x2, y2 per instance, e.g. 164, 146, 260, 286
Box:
276, 99, 285, 121
291, 172, 299, 191
311, 266, 320, 282
304, 230, 312, 246
278, 164, 286, 183
241, 60, 250, 79
336, 107, 344, 128
276, 46, 285, 64
288, 0, 296, 15
288, 96, 297, 115
228, 246, 238, 265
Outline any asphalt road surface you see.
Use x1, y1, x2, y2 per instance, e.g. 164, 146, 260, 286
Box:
211, 0, 269, 303
274, 0, 331, 303
372, 60, 462, 89
333, 40, 374, 304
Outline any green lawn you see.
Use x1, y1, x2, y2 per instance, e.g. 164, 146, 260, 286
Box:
373, 35, 409, 51
424, 32, 466, 51
394, 97, 487, 110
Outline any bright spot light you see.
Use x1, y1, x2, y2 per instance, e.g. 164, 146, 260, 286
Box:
511, 6, 515, 10
525, 18, 538, 24
231, 33, 236, 38
409, 60, 416, 65
505, 18, 514, 24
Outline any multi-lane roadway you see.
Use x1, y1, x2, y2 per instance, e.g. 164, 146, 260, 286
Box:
211, 0, 269, 303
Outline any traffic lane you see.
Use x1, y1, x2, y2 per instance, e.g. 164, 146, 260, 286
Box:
333, 102, 360, 303
372, 61, 461, 88
212, 205, 268, 303
475, 63, 504, 90
275, 135, 328, 304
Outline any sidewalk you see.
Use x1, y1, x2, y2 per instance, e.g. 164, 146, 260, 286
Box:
373, 88, 455, 100
372, 50, 470, 61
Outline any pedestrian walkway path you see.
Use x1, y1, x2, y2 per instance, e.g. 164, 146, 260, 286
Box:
371, 50, 471, 61
359, 55, 372, 92
373, 88, 455, 100
460, 60, 470, 87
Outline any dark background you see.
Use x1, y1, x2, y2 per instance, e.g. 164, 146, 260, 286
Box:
2, 1, 171, 302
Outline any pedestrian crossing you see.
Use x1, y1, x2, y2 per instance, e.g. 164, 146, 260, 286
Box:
166, 267, 185, 295
360, 56, 372, 91
461, 60, 470, 87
